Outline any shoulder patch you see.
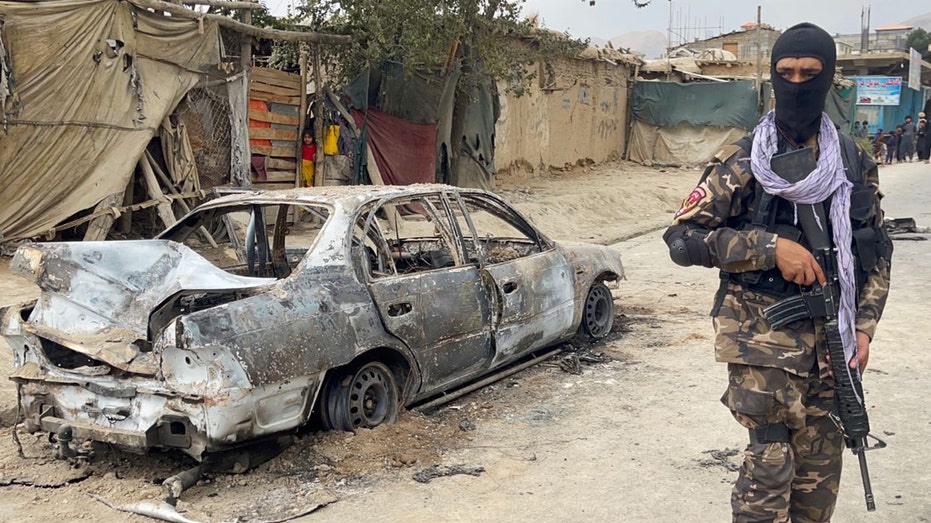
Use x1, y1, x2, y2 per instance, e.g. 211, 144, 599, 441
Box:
674, 186, 708, 220
715, 143, 746, 163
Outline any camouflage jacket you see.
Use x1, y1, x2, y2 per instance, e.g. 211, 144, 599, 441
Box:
672, 141, 891, 377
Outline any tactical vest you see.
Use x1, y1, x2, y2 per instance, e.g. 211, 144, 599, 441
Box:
715, 133, 891, 304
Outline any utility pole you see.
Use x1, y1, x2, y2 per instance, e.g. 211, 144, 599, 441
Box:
860, 6, 871, 53
666, 0, 672, 81
756, 5, 763, 112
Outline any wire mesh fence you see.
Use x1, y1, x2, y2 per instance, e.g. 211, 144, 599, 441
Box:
174, 85, 233, 190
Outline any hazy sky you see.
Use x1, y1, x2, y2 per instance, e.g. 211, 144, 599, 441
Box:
522, 0, 926, 41
262, 1, 928, 42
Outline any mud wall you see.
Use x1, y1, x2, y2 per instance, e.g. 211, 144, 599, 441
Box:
495, 57, 636, 174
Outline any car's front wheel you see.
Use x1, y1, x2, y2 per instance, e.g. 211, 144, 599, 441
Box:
320, 361, 399, 432
580, 281, 614, 340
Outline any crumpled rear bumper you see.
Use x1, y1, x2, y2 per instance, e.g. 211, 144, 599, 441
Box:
12, 362, 208, 458
11, 359, 321, 461
39, 415, 155, 450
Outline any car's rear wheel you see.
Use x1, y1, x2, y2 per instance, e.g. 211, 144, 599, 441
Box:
580, 281, 614, 340
321, 361, 399, 432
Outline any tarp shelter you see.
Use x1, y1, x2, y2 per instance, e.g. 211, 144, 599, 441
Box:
0, 0, 226, 243
627, 80, 758, 166
343, 61, 497, 190
350, 107, 437, 186
628, 79, 859, 166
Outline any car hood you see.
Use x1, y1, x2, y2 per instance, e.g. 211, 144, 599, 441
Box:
9, 240, 275, 374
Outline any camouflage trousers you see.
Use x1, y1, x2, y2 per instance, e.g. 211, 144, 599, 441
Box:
722, 363, 845, 523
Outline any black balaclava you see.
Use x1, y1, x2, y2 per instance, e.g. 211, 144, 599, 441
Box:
770, 22, 837, 144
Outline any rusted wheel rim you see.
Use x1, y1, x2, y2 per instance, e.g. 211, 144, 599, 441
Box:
583, 283, 613, 339
348, 362, 398, 429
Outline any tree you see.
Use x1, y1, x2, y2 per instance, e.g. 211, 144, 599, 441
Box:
286, 0, 652, 88
286, 1, 581, 90
906, 27, 931, 61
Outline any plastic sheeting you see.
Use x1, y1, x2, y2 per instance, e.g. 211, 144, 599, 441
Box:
627, 120, 748, 167
628, 79, 859, 166
0, 0, 222, 243
450, 77, 498, 191
378, 62, 446, 125
351, 108, 437, 186
631, 80, 759, 131
345, 62, 449, 125
825, 83, 856, 135
343, 61, 496, 190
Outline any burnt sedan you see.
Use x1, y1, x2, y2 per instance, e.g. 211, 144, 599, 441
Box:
1, 184, 623, 460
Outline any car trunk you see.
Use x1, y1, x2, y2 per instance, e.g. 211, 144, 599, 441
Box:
9, 240, 274, 376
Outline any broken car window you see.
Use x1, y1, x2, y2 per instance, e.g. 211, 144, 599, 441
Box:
451, 194, 544, 265
160, 203, 330, 278
354, 195, 462, 279
351, 203, 395, 281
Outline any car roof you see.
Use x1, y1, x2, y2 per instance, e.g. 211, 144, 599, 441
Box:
200, 184, 491, 210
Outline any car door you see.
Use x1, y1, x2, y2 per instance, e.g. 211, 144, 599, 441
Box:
450, 193, 576, 366
358, 194, 495, 392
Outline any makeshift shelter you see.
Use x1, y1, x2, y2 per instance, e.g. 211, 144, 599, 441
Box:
627, 78, 858, 166
0, 0, 224, 243
627, 80, 758, 166
0, 0, 348, 248
343, 61, 498, 191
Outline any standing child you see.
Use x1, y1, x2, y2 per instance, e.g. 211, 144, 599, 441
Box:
301, 130, 316, 187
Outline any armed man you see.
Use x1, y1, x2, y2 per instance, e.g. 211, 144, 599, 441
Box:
663, 23, 892, 522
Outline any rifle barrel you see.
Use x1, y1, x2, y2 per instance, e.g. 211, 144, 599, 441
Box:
855, 441, 876, 511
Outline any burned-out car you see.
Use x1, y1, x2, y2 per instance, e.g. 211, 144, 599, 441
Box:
1, 184, 623, 460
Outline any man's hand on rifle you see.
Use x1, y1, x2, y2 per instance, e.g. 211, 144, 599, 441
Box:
826, 330, 871, 375
854, 331, 870, 372
775, 237, 827, 286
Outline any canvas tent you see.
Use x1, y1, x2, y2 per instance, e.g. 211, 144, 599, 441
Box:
0, 0, 348, 246
627, 78, 858, 166
0, 0, 227, 243
627, 80, 760, 166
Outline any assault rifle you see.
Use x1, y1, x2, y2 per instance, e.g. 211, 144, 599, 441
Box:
762, 147, 885, 512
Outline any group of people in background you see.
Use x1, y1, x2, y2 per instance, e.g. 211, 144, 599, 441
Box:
857, 112, 931, 165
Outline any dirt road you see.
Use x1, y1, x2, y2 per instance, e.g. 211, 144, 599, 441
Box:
1, 159, 929, 522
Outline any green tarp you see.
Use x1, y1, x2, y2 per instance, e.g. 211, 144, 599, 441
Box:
631, 80, 759, 131
632, 79, 858, 137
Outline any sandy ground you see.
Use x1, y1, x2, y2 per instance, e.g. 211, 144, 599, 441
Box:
1, 159, 929, 522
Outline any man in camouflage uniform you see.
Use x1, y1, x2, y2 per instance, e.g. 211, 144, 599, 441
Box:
663, 23, 892, 522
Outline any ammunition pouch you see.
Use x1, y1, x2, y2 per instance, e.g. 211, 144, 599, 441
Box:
849, 184, 876, 226
852, 225, 893, 272
763, 287, 832, 329
853, 228, 878, 271
749, 423, 791, 445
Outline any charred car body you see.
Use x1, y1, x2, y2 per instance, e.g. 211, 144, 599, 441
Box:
1, 185, 623, 460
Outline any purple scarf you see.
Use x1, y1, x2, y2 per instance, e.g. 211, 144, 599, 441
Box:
750, 110, 862, 401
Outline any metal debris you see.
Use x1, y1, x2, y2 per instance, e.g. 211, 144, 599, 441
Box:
885, 217, 927, 240
90, 495, 204, 523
